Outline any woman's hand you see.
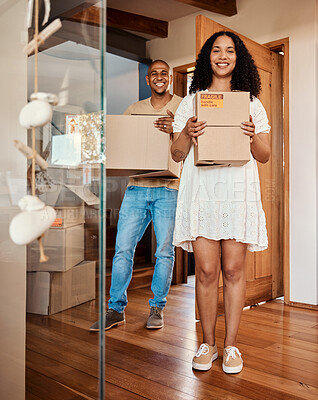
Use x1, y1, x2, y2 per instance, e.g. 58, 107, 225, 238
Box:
241, 115, 271, 163
183, 116, 206, 145
154, 110, 175, 134
241, 115, 255, 143
171, 117, 206, 162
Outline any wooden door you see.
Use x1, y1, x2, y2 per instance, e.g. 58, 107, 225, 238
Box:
190, 16, 283, 308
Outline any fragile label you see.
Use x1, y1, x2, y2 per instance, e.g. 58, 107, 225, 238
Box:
200, 93, 223, 108
52, 218, 63, 227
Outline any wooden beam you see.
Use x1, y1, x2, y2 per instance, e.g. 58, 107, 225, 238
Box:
32, 19, 151, 64
49, 0, 95, 20
68, 6, 168, 38
53, 20, 99, 50
107, 27, 151, 64
107, 8, 168, 38
175, 0, 237, 16
66, 6, 100, 27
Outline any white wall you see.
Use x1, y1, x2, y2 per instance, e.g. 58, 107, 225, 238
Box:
0, 1, 27, 399
316, 0, 318, 302
30, 47, 139, 115
29, 42, 102, 112
147, 0, 318, 305
106, 53, 139, 114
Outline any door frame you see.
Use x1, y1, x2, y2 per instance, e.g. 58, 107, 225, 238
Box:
172, 62, 196, 285
173, 38, 290, 304
264, 38, 290, 304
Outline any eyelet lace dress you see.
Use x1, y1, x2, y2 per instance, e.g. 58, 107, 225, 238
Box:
172, 93, 270, 252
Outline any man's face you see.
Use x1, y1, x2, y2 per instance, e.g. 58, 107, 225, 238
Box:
146, 61, 172, 95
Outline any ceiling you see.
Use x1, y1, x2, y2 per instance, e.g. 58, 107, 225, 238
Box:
106, 0, 202, 23
104, 0, 237, 40
34, 0, 237, 63
105, 0, 202, 40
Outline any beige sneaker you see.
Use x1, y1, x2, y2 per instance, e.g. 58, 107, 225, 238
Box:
222, 346, 243, 373
192, 343, 218, 371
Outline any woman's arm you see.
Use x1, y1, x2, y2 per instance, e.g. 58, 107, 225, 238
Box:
171, 116, 206, 163
241, 116, 271, 163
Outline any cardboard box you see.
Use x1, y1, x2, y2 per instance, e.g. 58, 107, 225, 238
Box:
84, 224, 99, 262
85, 204, 100, 225
194, 127, 251, 166
51, 204, 85, 228
27, 224, 84, 272
26, 260, 96, 315
194, 91, 250, 166
106, 115, 180, 178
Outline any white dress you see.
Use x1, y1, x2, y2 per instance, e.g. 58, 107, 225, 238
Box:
172, 93, 270, 252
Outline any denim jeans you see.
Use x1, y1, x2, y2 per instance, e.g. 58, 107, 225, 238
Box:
108, 186, 178, 313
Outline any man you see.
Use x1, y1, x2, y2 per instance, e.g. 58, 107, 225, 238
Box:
90, 60, 182, 331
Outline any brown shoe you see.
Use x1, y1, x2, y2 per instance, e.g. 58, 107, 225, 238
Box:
89, 309, 125, 332
192, 343, 218, 371
222, 346, 243, 373
146, 306, 164, 329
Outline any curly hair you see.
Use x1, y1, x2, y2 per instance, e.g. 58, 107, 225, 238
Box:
189, 31, 261, 100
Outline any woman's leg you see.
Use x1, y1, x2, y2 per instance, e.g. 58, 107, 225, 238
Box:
192, 237, 221, 346
221, 240, 247, 347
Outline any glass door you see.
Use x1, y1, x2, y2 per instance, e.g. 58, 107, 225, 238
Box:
0, 1, 106, 399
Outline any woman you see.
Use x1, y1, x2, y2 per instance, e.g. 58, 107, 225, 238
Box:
171, 31, 271, 374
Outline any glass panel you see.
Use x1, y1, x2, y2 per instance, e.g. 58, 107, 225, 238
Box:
0, 1, 105, 398
0, 2, 28, 399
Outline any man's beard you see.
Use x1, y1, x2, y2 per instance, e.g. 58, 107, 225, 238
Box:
153, 89, 166, 96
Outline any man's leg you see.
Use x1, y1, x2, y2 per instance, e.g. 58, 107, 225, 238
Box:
146, 187, 177, 328
90, 186, 150, 332
109, 186, 151, 312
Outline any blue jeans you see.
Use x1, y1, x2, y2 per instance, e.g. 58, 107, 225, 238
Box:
108, 186, 178, 313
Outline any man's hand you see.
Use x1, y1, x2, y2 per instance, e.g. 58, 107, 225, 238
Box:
154, 109, 175, 134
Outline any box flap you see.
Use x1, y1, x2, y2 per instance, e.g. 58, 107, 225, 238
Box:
65, 185, 99, 206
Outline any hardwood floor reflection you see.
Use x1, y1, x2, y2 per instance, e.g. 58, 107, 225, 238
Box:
26, 277, 318, 399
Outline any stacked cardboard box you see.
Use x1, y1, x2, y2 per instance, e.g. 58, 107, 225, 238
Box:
26, 261, 96, 315
106, 115, 181, 178
27, 204, 96, 315
194, 91, 251, 166
84, 204, 100, 263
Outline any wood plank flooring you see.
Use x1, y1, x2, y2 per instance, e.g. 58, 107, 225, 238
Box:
26, 277, 318, 399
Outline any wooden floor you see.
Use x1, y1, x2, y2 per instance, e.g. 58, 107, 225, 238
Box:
26, 277, 318, 400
